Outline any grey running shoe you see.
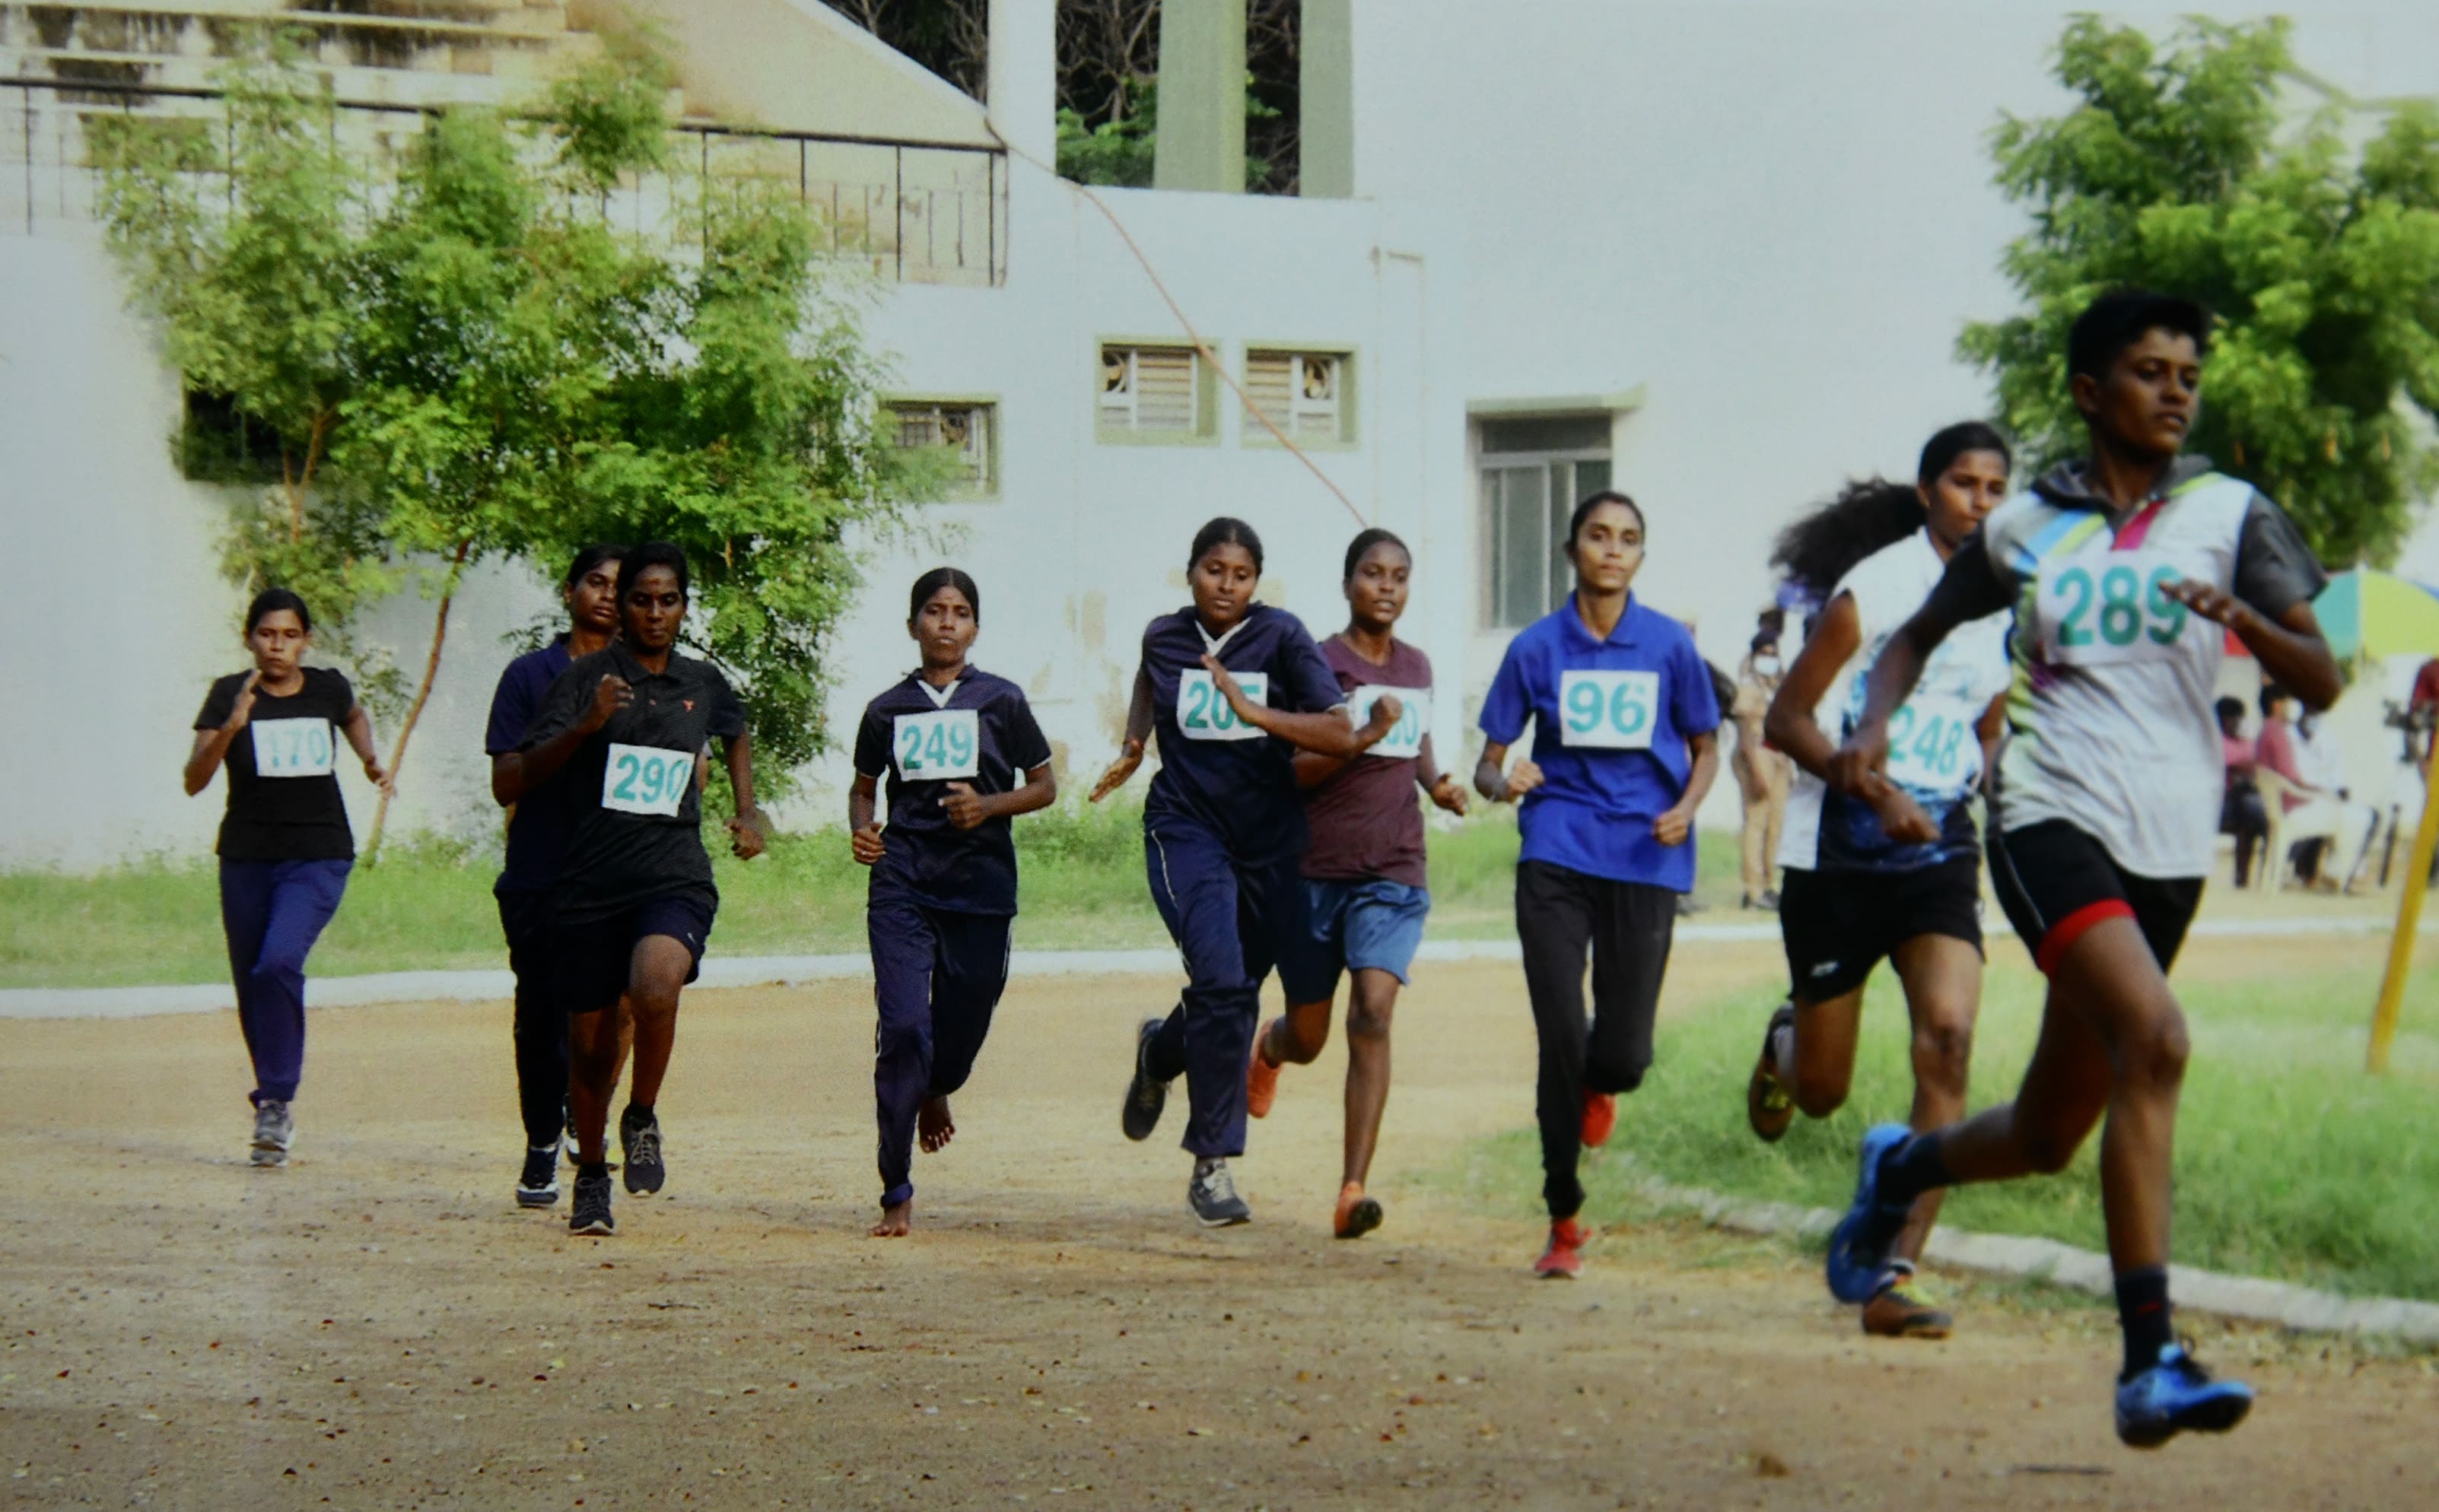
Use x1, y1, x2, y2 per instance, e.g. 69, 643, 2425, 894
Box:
250, 1100, 294, 1169
570, 1167, 615, 1235
517, 1145, 561, 1208
620, 1106, 665, 1196
1121, 1018, 1171, 1142
1188, 1157, 1251, 1228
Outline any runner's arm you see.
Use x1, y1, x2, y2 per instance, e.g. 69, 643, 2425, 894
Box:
721, 730, 765, 859
1202, 655, 1397, 757
1975, 694, 2007, 789
343, 704, 393, 793
1762, 591, 1859, 785
1653, 730, 1720, 847
1089, 662, 1153, 802
1833, 538, 2009, 798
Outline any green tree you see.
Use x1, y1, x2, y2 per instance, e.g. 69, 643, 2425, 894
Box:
1961, 17, 2439, 566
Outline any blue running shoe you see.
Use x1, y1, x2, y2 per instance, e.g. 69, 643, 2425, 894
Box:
1825, 1123, 1913, 1303
2115, 1344, 2253, 1448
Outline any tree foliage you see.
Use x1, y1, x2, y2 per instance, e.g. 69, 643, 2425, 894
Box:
1960, 17, 2439, 566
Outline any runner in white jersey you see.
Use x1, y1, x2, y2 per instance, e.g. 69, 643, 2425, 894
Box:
1741, 424, 2014, 1341
1820, 291, 2339, 1448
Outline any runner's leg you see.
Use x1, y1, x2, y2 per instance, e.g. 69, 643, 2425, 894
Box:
1340, 967, 1398, 1188
1515, 861, 1597, 1221
870, 892, 939, 1224
1786, 988, 1865, 1118
1582, 878, 1673, 1103
237, 859, 351, 1106
1883, 931, 1980, 1264
924, 910, 1015, 1130
622, 933, 694, 1110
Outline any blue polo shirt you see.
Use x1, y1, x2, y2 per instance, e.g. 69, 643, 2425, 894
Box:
485, 636, 574, 897
1477, 593, 1721, 891
1141, 603, 1345, 868
851, 668, 1053, 916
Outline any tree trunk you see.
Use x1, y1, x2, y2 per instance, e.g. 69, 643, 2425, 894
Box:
361, 539, 472, 865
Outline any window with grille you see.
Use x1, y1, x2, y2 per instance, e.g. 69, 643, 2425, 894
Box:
1098, 344, 1207, 437
889, 401, 995, 496
1479, 449, 1612, 629
1243, 350, 1352, 445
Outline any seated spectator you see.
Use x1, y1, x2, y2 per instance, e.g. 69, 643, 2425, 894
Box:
2258, 685, 2377, 891
2218, 696, 2268, 886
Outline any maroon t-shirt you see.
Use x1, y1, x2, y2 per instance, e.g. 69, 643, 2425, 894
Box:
1301, 635, 1439, 888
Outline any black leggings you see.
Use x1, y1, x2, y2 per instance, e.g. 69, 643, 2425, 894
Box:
497, 891, 571, 1150
1515, 860, 1677, 1221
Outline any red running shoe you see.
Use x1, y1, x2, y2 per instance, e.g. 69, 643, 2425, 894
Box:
1534, 1217, 1591, 1279
1580, 1089, 1617, 1148
1246, 1018, 1283, 1119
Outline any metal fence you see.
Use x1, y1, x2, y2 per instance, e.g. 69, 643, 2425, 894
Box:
1, 75, 1006, 287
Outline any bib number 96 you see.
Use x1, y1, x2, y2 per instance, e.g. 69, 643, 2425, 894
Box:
894, 709, 981, 780
2040, 555, 2191, 666
250, 718, 335, 778
603, 742, 695, 817
1558, 669, 1658, 750
1178, 669, 1270, 742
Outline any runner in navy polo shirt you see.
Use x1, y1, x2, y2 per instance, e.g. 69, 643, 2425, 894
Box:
1475, 491, 1722, 1279
849, 567, 1057, 1238
485, 543, 625, 1209
1094, 517, 1403, 1228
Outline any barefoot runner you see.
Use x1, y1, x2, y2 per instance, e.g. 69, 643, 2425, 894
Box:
1744, 424, 2014, 1338
1822, 290, 2339, 1445
850, 567, 1057, 1237
1095, 517, 1401, 1228
1474, 493, 1721, 1279
1244, 527, 1468, 1238
185, 587, 396, 1169
512, 543, 768, 1237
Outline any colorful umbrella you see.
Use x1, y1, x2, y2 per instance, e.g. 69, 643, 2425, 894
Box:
2222, 567, 2439, 660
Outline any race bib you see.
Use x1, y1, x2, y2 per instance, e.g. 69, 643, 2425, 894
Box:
250, 718, 335, 778
602, 742, 695, 817
2036, 551, 2195, 667
1350, 685, 1428, 761
1557, 669, 1658, 750
1176, 669, 1270, 742
1881, 700, 1979, 791
893, 708, 980, 780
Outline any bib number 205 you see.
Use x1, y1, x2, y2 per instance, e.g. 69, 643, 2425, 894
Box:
603, 743, 695, 817
1557, 669, 1658, 750
1177, 669, 1270, 742
2040, 555, 2191, 666
894, 709, 980, 780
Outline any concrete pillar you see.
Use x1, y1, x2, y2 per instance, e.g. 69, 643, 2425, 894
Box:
987, 0, 1057, 166
1299, 0, 1353, 198
1153, 0, 1245, 193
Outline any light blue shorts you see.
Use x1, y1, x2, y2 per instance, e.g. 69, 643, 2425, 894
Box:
1293, 878, 1433, 995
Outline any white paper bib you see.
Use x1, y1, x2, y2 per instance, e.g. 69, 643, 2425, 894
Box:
1557, 669, 1658, 750
1177, 669, 1270, 742
1350, 685, 1428, 760
893, 708, 981, 780
2035, 548, 2198, 667
250, 718, 335, 778
602, 742, 695, 817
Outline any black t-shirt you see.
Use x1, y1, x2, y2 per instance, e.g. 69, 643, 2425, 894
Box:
852, 669, 1053, 916
518, 644, 747, 923
193, 667, 359, 862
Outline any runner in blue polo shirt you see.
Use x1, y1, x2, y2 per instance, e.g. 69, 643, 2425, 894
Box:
1475, 491, 1722, 1279
1093, 516, 1402, 1228
850, 567, 1057, 1239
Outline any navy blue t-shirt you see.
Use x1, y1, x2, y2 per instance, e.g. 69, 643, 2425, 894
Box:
485, 637, 574, 896
1141, 603, 1344, 867
851, 668, 1052, 916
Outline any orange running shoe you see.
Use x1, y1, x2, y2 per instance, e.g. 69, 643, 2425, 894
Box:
1533, 1216, 1590, 1279
1246, 1018, 1284, 1119
1580, 1089, 1617, 1148
1334, 1181, 1383, 1240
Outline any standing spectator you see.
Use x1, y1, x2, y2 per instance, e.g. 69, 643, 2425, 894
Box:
1732, 612, 1792, 910
2257, 685, 2375, 891
2216, 697, 2267, 886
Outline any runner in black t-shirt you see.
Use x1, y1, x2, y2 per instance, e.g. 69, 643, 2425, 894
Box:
849, 568, 1057, 1238
485, 542, 627, 1209
513, 543, 768, 1237
183, 587, 395, 1170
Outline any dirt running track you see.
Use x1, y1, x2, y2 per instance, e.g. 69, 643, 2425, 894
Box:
3, 943, 2433, 1510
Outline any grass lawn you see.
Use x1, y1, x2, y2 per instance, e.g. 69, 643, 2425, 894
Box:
0, 804, 1744, 988
1436, 950, 2439, 1304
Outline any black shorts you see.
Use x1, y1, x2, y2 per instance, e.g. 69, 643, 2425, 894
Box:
551, 891, 716, 1017
1779, 856, 1983, 1004
1986, 821, 2202, 977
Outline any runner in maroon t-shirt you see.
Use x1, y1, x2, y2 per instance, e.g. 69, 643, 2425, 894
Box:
1246, 529, 1470, 1238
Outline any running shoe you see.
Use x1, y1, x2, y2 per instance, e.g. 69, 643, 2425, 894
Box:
2114, 1344, 2253, 1448
1861, 1261, 1951, 1339
620, 1106, 665, 1196
569, 1167, 615, 1236
1746, 1003, 1796, 1143
1580, 1089, 1617, 1149
1245, 1018, 1284, 1119
1188, 1157, 1251, 1227
516, 1145, 561, 1208
1533, 1217, 1590, 1279
1334, 1181, 1383, 1240
250, 1100, 294, 1169
1825, 1122, 1913, 1303
1121, 1018, 1170, 1142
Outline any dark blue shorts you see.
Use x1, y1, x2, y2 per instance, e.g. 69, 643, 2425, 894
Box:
1293, 877, 1432, 993
551, 891, 715, 1017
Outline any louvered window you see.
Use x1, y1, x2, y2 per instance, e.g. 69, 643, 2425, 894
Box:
889, 401, 994, 495
1244, 351, 1349, 443
1099, 345, 1203, 434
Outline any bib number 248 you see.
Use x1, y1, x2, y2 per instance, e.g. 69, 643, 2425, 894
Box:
1557, 669, 1658, 750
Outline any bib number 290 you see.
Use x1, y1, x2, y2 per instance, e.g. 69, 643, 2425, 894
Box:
2041, 556, 2190, 666
1557, 669, 1658, 750
603, 743, 694, 817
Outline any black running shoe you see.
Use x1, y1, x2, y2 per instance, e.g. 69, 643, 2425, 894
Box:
1121, 1018, 1171, 1142
1188, 1157, 1251, 1227
570, 1168, 615, 1236
620, 1106, 665, 1196
516, 1145, 561, 1208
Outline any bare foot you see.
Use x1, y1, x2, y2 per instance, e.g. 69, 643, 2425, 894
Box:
918, 1096, 956, 1153
870, 1199, 912, 1237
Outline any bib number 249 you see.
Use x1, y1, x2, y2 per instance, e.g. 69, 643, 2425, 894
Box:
1557, 669, 1658, 750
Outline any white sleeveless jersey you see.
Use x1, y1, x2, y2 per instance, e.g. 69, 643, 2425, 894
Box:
1779, 529, 2012, 871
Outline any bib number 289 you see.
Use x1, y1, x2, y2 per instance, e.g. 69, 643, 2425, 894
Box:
603, 743, 694, 817
2040, 555, 2190, 666
1557, 670, 1658, 750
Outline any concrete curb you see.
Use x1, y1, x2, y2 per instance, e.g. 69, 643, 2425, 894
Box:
1627, 1174, 2439, 1345
0, 912, 2418, 1021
